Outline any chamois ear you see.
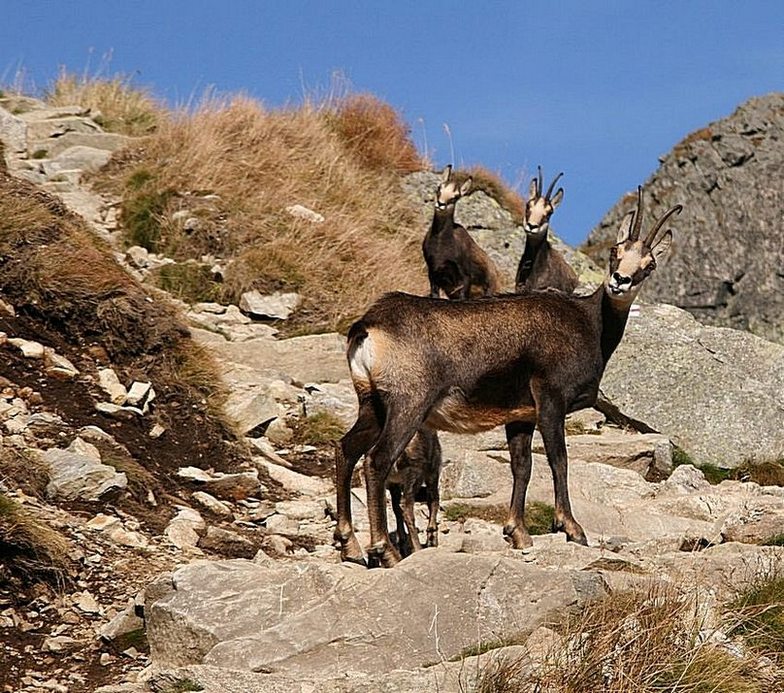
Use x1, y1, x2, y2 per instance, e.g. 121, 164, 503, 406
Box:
528, 177, 538, 201
459, 176, 473, 197
441, 165, 453, 184
550, 188, 564, 209
651, 230, 672, 264
616, 211, 635, 244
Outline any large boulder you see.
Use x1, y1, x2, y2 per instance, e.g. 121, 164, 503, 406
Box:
582, 93, 784, 344
598, 302, 784, 467
146, 552, 607, 676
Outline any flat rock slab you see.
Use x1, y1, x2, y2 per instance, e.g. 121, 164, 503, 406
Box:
147, 552, 607, 676
600, 303, 784, 467
192, 328, 348, 384
42, 447, 127, 501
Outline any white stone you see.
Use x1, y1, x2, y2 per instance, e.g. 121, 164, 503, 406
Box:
239, 291, 302, 320
8, 337, 45, 358
126, 381, 152, 407
98, 368, 128, 405
285, 203, 325, 223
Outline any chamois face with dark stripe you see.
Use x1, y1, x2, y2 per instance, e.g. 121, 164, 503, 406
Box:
436, 165, 472, 210
524, 167, 564, 237
606, 191, 680, 301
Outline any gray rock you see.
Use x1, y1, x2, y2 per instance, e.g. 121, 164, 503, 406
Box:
42, 447, 127, 501
43, 145, 112, 176
8, 337, 45, 358
198, 527, 256, 557
202, 471, 261, 501
440, 453, 512, 499
598, 303, 784, 467
582, 93, 784, 345
97, 367, 128, 405
191, 491, 233, 518
0, 106, 27, 153
239, 290, 302, 320
146, 552, 607, 675
100, 601, 144, 643
165, 508, 206, 549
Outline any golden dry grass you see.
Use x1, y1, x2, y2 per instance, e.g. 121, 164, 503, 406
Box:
95, 93, 430, 332
476, 581, 783, 692
45, 69, 164, 136
0, 493, 71, 585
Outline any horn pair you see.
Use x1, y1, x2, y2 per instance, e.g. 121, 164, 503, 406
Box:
628, 186, 683, 245
535, 166, 563, 201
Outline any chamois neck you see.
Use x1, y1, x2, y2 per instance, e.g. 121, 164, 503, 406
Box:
596, 286, 634, 364
516, 234, 550, 286
430, 206, 456, 234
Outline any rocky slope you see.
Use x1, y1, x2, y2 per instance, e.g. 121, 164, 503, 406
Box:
1, 94, 784, 693
582, 92, 784, 344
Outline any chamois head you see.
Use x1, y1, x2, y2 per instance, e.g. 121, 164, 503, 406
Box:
525, 166, 564, 236
606, 186, 681, 302
436, 165, 472, 210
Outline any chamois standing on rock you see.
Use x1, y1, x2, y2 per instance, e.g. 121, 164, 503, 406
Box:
422, 165, 502, 299
334, 187, 681, 567
515, 167, 579, 293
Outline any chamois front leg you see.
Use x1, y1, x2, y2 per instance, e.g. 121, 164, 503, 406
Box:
428, 273, 441, 299
504, 420, 535, 549
364, 410, 423, 568
334, 401, 381, 565
538, 400, 588, 546
388, 483, 414, 557
400, 472, 424, 553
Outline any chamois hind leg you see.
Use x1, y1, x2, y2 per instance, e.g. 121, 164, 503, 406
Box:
537, 397, 588, 546
364, 404, 426, 568
504, 420, 535, 549
334, 399, 381, 564
388, 482, 414, 557
423, 463, 441, 548
399, 469, 424, 553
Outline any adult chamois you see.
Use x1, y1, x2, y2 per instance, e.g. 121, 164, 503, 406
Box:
422, 165, 502, 299
515, 167, 578, 293
334, 187, 681, 567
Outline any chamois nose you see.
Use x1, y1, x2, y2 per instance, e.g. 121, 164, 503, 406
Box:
612, 272, 631, 285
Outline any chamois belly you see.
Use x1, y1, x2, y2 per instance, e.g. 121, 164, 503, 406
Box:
426, 391, 536, 433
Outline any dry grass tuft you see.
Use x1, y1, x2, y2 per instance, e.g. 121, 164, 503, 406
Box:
0, 493, 71, 585
45, 69, 164, 136
477, 581, 782, 692
729, 565, 784, 666
731, 459, 784, 487
0, 447, 50, 498
441, 500, 554, 536
292, 411, 346, 445
327, 93, 424, 173
95, 93, 429, 332
467, 165, 525, 222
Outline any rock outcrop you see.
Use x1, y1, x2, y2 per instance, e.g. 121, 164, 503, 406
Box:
582, 93, 784, 344
599, 303, 784, 466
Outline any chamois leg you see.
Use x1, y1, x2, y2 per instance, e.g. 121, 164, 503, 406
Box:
424, 463, 440, 548
399, 471, 423, 553
504, 420, 535, 549
428, 273, 441, 299
388, 483, 414, 557
334, 400, 381, 564
364, 408, 424, 568
538, 402, 588, 546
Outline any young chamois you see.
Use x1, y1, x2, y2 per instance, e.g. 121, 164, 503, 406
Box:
334, 187, 681, 567
422, 165, 502, 299
515, 167, 579, 293
386, 428, 442, 556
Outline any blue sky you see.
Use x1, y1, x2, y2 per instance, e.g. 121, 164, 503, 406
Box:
2, 1, 782, 245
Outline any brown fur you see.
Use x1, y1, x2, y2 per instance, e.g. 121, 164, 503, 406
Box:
423, 167, 502, 299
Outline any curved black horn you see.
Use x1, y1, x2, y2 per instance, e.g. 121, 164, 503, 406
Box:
644, 204, 683, 246
537, 165, 543, 197
630, 186, 644, 240
545, 172, 563, 201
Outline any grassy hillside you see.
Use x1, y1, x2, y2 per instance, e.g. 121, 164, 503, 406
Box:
89, 88, 433, 333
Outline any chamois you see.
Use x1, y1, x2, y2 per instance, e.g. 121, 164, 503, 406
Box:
515, 167, 578, 293
422, 165, 502, 299
386, 428, 442, 556
334, 187, 681, 567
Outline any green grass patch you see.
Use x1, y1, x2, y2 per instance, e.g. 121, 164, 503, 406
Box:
731, 459, 784, 487
730, 573, 784, 664
120, 181, 175, 251
31, 148, 48, 160
151, 261, 222, 304
441, 501, 555, 536
763, 534, 784, 547
672, 447, 731, 484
